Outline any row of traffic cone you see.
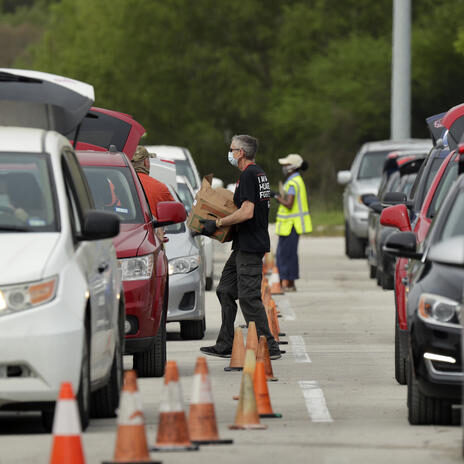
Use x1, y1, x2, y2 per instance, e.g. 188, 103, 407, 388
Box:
49, 341, 283, 462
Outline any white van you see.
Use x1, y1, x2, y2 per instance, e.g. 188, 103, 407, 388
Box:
0, 69, 123, 430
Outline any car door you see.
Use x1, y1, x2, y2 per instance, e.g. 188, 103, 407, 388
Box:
61, 147, 116, 382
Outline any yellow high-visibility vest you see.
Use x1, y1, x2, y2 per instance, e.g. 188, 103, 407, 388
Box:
276, 173, 312, 236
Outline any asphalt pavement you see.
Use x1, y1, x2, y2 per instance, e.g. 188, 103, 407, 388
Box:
0, 236, 461, 463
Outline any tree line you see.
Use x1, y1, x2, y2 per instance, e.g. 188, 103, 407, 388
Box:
3, 0, 464, 206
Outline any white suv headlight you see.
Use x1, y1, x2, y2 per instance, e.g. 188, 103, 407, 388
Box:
169, 255, 200, 275
418, 293, 460, 326
0, 276, 58, 315
118, 254, 154, 281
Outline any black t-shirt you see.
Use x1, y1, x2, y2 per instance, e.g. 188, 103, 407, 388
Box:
232, 163, 271, 253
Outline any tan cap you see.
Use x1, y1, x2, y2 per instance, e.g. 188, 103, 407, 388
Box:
278, 153, 303, 168
132, 145, 150, 163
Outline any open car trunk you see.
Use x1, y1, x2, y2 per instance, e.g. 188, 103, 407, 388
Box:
70, 107, 146, 159
0, 68, 94, 135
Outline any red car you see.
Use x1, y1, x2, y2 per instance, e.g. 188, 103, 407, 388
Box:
77, 150, 185, 377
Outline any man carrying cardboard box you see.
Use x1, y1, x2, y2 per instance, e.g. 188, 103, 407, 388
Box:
198, 134, 281, 360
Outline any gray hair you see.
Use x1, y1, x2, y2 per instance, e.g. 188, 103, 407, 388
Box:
232, 134, 258, 160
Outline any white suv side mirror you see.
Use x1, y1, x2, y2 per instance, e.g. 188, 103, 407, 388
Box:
337, 170, 352, 185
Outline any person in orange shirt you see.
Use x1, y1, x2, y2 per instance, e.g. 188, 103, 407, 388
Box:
131, 145, 174, 214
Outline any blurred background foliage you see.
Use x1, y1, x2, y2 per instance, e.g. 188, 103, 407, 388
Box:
2, 0, 464, 211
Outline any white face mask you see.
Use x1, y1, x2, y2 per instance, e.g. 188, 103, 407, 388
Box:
282, 165, 294, 176
228, 151, 239, 167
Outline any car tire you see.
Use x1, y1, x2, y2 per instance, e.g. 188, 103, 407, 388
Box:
205, 275, 214, 291
345, 222, 364, 259
180, 317, 205, 340
394, 313, 407, 385
369, 264, 377, 279
407, 357, 452, 425
90, 299, 125, 418
134, 296, 167, 378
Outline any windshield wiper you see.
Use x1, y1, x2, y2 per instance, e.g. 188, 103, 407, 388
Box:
0, 225, 30, 232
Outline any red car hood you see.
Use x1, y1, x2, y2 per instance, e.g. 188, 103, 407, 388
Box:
114, 223, 148, 258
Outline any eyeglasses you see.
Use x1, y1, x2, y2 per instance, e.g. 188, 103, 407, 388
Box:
229, 148, 240, 152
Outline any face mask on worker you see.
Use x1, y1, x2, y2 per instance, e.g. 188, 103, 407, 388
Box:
282, 165, 294, 176
228, 150, 239, 167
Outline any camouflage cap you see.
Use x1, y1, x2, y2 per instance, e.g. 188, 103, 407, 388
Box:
132, 145, 150, 163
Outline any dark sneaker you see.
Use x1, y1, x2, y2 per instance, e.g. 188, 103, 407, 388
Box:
269, 349, 282, 360
200, 345, 232, 358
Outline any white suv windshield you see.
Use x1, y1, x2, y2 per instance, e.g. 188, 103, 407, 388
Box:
0, 153, 58, 232
175, 160, 198, 190
358, 151, 390, 179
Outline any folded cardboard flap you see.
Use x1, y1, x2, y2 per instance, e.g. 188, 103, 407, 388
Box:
187, 174, 237, 243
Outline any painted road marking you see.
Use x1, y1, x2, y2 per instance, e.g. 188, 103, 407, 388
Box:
275, 295, 296, 320
299, 381, 333, 423
290, 335, 311, 363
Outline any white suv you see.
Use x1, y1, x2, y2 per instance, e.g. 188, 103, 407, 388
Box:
0, 69, 124, 431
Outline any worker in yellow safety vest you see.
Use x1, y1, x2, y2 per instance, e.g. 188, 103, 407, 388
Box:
273, 153, 311, 292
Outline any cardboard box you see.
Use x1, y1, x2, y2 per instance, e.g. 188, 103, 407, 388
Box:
187, 174, 237, 242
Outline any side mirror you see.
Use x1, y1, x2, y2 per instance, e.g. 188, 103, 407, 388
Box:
80, 210, 120, 241
380, 204, 411, 231
369, 201, 383, 214
337, 170, 352, 185
382, 191, 407, 206
428, 236, 464, 267
383, 231, 422, 260
361, 193, 378, 206
153, 201, 186, 228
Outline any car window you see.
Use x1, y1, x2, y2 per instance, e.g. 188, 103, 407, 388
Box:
398, 173, 417, 196
176, 182, 194, 211
67, 111, 131, 153
0, 152, 58, 232
427, 156, 458, 219
62, 150, 93, 212
82, 166, 143, 223
438, 191, 464, 242
357, 151, 391, 179
175, 160, 198, 190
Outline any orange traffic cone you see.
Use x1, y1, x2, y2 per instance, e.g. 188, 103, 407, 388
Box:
269, 303, 288, 345
233, 349, 256, 400
270, 266, 284, 295
229, 372, 267, 430
253, 361, 282, 419
152, 361, 199, 452
49, 382, 85, 464
103, 370, 159, 464
257, 336, 278, 382
224, 326, 245, 372
245, 321, 258, 355
188, 357, 233, 445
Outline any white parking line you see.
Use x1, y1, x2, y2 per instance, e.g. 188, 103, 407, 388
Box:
290, 335, 311, 363
298, 381, 333, 423
275, 295, 296, 320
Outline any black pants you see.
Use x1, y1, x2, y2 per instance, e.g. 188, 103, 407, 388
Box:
215, 249, 279, 353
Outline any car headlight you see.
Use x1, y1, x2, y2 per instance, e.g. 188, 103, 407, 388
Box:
118, 254, 154, 281
418, 293, 460, 325
169, 255, 200, 275
0, 276, 58, 315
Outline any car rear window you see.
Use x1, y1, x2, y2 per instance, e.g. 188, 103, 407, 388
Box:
68, 111, 131, 153
357, 151, 391, 179
82, 166, 143, 223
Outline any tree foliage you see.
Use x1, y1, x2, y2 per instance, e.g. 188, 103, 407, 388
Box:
4, 0, 464, 203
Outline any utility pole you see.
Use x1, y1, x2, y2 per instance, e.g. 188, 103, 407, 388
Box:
391, 0, 411, 140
